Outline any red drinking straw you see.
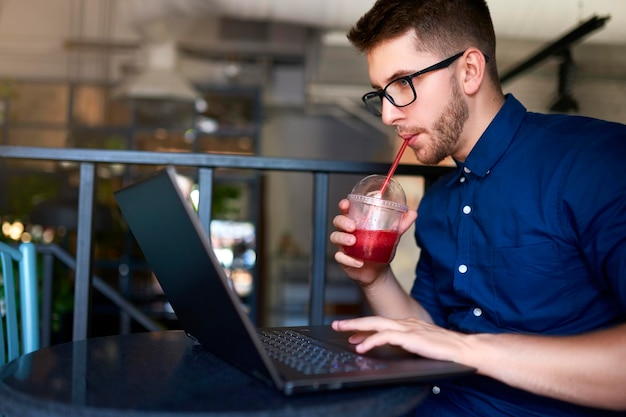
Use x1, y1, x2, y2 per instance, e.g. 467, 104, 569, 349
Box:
379, 139, 409, 196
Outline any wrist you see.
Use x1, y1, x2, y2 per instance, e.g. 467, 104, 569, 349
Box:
358, 265, 392, 288
459, 332, 495, 373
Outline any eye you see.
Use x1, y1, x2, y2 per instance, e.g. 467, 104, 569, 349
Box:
397, 78, 411, 88
390, 77, 413, 92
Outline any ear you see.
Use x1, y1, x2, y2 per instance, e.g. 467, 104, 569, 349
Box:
460, 48, 487, 95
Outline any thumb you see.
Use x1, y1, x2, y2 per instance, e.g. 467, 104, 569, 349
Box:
399, 209, 418, 234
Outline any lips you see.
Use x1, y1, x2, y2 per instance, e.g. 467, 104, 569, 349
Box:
397, 131, 421, 147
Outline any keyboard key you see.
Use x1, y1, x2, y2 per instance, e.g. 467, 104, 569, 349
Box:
258, 329, 387, 375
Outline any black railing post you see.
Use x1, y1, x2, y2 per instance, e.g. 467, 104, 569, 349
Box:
309, 172, 329, 325
197, 167, 214, 237
40, 251, 54, 348
73, 162, 96, 341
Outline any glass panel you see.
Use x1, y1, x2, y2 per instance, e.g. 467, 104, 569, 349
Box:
200, 90, 257, 129
9, 82, 68, 124
6, 128, 68, 171
134, 129, 192, 152
68, 129, 128, 150
135, 100, 195, 128
196, 134, 254, 155
210, 219, 256, 299
72, 85, 133, 127
8, 127, 68, 147
4, 158, 59, 181
0, 96, 8, 127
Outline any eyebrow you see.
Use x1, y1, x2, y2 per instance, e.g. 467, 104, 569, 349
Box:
371, 68, 419, 90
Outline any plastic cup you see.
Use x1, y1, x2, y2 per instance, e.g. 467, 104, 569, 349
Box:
342, 175, 408, 263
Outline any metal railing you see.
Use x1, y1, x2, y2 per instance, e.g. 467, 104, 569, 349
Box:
1, 145, 454, 341
35, 243, 165, 348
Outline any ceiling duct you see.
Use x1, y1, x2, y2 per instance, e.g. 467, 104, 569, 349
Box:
111, 39, 201, 102
110, 12, 204, 103
549, 49, 578, 113
499, 14, 609, 113
500, 14, 610, 84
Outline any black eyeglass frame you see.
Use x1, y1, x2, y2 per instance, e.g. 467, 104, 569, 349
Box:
361, 51, 489, 117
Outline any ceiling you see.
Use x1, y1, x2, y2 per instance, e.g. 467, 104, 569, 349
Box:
102, 0, 623, 107
2, 0, 620, 114
118, 0, 624, 45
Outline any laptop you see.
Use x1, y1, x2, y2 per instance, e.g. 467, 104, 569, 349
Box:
113, 166, 475, 395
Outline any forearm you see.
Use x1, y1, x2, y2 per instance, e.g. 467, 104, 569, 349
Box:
464, 323, 626, 410
361, 268, 432, 322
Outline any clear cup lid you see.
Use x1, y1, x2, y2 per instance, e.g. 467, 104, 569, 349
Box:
348, 174, 408, 212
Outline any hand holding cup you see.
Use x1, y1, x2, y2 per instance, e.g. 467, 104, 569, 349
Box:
341, 175, 408, 264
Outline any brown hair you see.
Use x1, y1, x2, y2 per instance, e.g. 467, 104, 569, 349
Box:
348, 0, 499, 82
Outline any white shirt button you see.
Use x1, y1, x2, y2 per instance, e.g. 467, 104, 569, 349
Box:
460, 177, 466, 183
458, 264, 468, 274
462, 205, 472, 215
473, 308, 483, 317
464, 167, 471, 174
432, 385, 441, 395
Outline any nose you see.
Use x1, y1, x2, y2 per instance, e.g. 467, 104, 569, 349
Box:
380, 98, 405, 126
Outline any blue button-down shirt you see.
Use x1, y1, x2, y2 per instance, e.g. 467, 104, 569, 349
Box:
410, 95, 626, 416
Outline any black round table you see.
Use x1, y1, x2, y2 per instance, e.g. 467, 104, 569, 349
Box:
0, 330, 428, 417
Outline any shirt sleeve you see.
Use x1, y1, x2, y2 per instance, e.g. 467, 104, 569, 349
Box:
410, 235, 448, 327
561, 128, 626, 311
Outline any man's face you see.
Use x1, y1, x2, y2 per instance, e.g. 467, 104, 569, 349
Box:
366, 33, 469, 165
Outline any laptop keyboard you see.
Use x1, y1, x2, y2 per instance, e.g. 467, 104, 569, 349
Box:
258, 329, 388, 375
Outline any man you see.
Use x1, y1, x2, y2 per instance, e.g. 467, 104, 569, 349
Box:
329, 0, 626, 415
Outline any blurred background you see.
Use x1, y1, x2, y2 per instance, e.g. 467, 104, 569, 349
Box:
1, 0, 624, 339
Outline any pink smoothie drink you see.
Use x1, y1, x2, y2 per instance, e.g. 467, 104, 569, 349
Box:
343, 229, 400, 263
344, 175, 408, 263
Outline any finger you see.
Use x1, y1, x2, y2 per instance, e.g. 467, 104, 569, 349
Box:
334, 251, 364, 268
352, 330, 411, 354
329, 230, 356, 246
345, 331, 372, 345
398, 209, 418, 234
331, 321, 402, 353
332, 214, 356, 233
332, 316, 397, 333
338, 198, 350, 214
332, 319, 415, 354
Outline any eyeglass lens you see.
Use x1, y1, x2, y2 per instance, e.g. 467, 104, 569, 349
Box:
366, 79, 415, 116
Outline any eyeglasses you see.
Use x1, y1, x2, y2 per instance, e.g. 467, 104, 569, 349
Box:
362, 51, 466, 117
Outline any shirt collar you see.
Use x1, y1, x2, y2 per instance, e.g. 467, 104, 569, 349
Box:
447, 94, 527, 185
